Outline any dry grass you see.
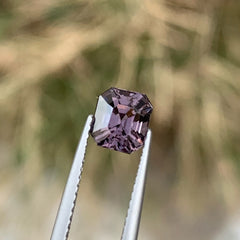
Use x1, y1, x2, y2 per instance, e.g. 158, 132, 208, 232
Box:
1, 0, 240, 239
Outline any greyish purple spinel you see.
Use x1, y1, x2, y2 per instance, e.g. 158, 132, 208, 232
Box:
91, 87, 153, 154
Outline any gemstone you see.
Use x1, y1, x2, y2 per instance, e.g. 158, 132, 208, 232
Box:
91, 87, 153, 154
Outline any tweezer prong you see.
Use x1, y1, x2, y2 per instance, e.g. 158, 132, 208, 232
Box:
51, 115, 151, 240
51, 115, 93, 240
121, 129, 152, 240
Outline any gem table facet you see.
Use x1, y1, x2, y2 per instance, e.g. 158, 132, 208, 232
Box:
91, 87, 153, 154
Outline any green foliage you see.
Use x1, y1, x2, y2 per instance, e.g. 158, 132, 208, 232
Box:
1, 1, 240, 237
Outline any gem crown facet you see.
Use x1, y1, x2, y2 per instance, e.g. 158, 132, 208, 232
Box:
91, 87, 153, 154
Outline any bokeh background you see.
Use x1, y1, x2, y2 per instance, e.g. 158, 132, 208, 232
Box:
1, 0, 240, 239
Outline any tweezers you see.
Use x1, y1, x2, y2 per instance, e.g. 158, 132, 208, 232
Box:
50, 115, 152, 240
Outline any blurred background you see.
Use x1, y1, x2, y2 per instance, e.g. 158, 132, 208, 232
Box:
1, 0, 240, 239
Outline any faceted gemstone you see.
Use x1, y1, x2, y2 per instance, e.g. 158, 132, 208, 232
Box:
91, 87, 153, 154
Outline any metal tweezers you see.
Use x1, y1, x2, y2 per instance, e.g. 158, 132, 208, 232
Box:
51, 115, 152, 240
